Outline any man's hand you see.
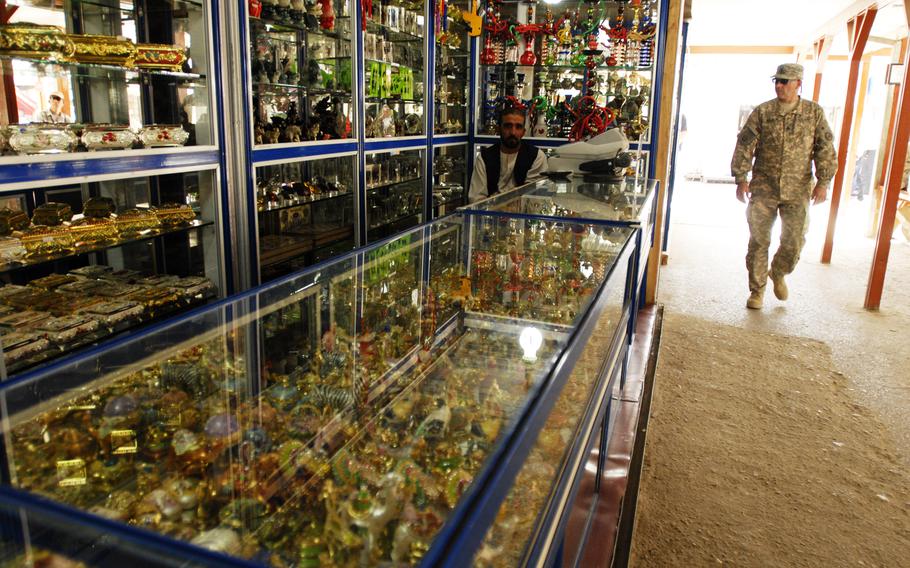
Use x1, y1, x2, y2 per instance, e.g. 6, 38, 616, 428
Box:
811, 184, 828, 205
736, 182, 750, 203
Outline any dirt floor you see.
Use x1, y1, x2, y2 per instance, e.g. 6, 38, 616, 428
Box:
629, 312, 910, 567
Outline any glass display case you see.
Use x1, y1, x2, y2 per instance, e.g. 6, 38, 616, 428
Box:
0, 0, 213, 154
464, 173, 658, 332
433, 0, 469, 135
255, 155, 356, 283
363, 0, 426, 138
0, 210, 636, 567
0, 170, 222, 378
432, 143, 468, 217
364, 147, 424, 243
476, 0, 657, 143
248, 0, 355, 145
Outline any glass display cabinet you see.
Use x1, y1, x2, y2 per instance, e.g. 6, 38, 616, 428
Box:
363, 0, 426, 139
0, 170, 222, 378
0, 0, 213, 154
364, 147, 424, 243
0, 210, 636, 567
433, 0, 469, 135
476, 0, 657, 143
431, 143, 468, 218
255, 155, 356, 283
464, 173, 657, 332
248, 0, 355, 145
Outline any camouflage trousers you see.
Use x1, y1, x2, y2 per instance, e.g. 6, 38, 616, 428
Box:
746, 195, 810, 293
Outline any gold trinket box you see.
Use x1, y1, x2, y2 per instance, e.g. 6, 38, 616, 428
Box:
67, 34, 136, 67
29, 274, 78, 291
128, 286, 180, 312
0, 208, 31, 236
84, 197, 117, 219
32, 203, 73, 227
0, 331, 51, 365
70, 265, 114, 279
153, 203, 196, 227
134, 43, 187, 71
0, 310, 50, 330
71, 217, 118, 248
116, 209, 161, 237
0, 237, 26, 265
0, 24, 75, 61
80, 301, 144, 327
35, 315, 100, 344
20, 226, 76, 259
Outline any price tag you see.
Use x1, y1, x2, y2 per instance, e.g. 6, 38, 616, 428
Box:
56, 459, 87, 487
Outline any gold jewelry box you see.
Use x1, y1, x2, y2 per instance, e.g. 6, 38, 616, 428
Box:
116, 209, 161, 237
67, 34, 137, 67
19, 226, 76, 259
0, 208, 31, 236
134, 43, 187, 72
32, 202, 73, 227
153, 203, 196, 228
0, 24, 74, 61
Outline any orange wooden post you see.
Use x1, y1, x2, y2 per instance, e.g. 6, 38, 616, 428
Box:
878, 38, 908, 189
811, 35, 831, 103
865, 6, 910, 309
821, 8, 876, 264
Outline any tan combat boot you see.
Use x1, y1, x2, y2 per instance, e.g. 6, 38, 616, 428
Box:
746, 289, 764, 309
769, 272, 788, 301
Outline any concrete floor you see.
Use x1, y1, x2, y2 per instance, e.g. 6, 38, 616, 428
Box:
657, 180, 910, 463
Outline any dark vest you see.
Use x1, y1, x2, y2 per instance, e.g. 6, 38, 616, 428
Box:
480, 142, 540, 196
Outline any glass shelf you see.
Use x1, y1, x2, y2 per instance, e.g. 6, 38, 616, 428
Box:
251, 16, 352, 41
0, 219, 213, 274
258, 190, 353, 213
365, 19, 424, 43
0, 55, 205, 82
366, 176, 422, 192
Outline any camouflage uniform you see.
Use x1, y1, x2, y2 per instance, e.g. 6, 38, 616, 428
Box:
731, 97, 838, 293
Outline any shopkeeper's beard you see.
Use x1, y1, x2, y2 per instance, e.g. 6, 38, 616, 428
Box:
502, 135, 520, 149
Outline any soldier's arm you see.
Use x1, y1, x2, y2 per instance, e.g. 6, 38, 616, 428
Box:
812, 107, 838, 186
731, 110, 761, 184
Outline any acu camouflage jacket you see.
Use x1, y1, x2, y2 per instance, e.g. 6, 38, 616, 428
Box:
731, 98, 838, 201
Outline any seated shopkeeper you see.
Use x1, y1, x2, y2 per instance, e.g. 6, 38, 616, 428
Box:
468, 108, 548, 203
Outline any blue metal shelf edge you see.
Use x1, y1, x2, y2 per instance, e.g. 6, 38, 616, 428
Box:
0, 148, 220, 189
251, 141, 359, 164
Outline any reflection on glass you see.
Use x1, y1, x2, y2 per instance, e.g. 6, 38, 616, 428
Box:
256, 156, 356, 282
365, 148, 424, 242
432, 144, 468, 218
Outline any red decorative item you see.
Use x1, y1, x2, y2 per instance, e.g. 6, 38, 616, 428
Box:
480, 37, 497, 64
319, 0, 335, 31
606, 54, 617, 67
565, 96, 616, 142
361, 0, 373, 31
519, 35, 536, 65
248, 0, 262, 19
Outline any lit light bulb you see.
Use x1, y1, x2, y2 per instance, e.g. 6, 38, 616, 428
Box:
580, 262, 594, 279
519, 327, 544, 362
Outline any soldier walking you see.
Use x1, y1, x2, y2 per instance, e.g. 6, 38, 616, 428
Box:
731, 63, 838, 309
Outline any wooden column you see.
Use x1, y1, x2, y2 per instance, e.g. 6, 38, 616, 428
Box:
645, 0, 685, 304
865, 6, 910, 309
812, 35, 831, 102
878, 38, 908, 189
820, 8, 876, 264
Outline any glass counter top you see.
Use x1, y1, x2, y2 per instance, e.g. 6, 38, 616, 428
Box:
464, 175, 657, 227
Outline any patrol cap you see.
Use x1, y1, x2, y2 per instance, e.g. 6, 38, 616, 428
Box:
772, 63, 804, 81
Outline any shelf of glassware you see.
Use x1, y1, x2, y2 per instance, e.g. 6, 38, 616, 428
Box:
364, 147, 425, 243
432, 144, 468, 218
0, 169, 223, 377
255, 155, 357, 283
0, 209, 637, 567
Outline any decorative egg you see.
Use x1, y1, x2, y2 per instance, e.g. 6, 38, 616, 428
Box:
204, 413, 239, 439
103, 394, 138, 417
